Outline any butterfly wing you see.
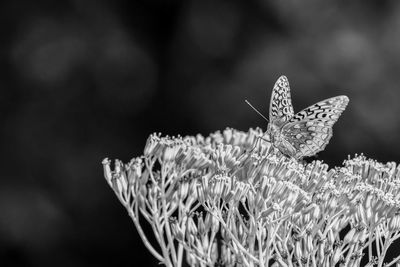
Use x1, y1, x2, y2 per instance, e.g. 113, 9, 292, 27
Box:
269, 76, 294, 125
280, 95, 349, 159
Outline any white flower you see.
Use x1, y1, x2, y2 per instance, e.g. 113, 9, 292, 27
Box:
103, 129, 400, 267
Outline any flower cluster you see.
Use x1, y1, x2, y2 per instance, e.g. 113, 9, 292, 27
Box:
103, 128, 400, 267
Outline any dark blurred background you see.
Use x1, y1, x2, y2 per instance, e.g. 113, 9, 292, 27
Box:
1, 0, 400, 266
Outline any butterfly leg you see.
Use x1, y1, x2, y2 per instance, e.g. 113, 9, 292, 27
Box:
258, 135, 270, 143
232, 133, 265, 171
248, 132, 270, 155
236, 136, 260, 163
230, 132, 273, 177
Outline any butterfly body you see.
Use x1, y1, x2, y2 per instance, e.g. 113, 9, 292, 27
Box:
267, 123, 298, 158
266, 76, 349, 160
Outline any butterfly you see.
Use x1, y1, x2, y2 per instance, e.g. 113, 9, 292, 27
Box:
262, 75, 349, 160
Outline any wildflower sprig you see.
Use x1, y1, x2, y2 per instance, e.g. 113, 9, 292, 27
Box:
103, 128, 400, 267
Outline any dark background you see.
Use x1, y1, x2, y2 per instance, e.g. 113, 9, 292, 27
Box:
2, 0, 400, 266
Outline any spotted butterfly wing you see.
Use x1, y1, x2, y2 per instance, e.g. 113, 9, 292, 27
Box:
269, 75, 294, 126
280, 95, 349, 159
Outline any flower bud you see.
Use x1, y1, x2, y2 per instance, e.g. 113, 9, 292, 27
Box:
179, 181, 189, 199
327, 229, 335, 246
186, 251, 197, 266
102, 158, 112, 184
198, 217, 206, 236
390, 214, 400, 232
170, 221, 184, 241
211, 214, 220, 232
305, 234, 313, 254
187, 217, 198, 236
343, 228, 356, 244
318, 239, 326, 261
332, 248, 342, 264
294, 240, 302, 261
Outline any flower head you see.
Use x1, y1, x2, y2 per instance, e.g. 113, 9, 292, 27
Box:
103, 129, 400, 267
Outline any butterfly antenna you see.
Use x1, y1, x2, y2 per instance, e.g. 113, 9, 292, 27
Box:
245, 100, 269, 122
